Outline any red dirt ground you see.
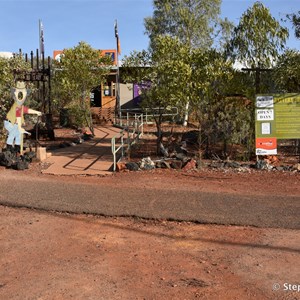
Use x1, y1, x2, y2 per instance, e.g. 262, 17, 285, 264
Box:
1, 166, 300, 300
1, 203, 299, 300
0, 128, 299, 300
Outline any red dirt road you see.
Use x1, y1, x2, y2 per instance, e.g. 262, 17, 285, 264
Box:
0, 205, 299, 300
0, 166, 300, 300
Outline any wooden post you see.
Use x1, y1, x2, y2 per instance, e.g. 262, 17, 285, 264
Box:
241, 67, 272, 94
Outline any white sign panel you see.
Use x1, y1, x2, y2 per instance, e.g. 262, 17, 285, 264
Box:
256, 148, 277, 155
256, 109, 274, 121
261, 122, 271, 135
256, 96, 274, 108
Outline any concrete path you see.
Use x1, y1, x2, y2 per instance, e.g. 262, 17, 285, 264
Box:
42, 126, 122, 176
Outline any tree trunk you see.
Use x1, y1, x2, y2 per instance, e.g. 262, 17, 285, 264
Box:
155, 112, 163, 155
197, 123, 202, 169
81, 92, 94, 136
183, 101, 189, 126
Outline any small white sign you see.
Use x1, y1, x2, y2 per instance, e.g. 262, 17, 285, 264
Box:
257, 109, 274, 121
256, 96, 274, 108
261, 122, 271, 135
256, 148, 277, 155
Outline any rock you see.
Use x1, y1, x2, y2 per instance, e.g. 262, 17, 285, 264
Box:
155, 161, 162, 168
162, 161, 171, 169
170, 160, 183, 169
283, 165, 293, 171
159, 143, 169, 157
140, 157, 155, 170
74, 137, 84, 144
275, 166, 284, 171
175, 152, 189, 163
182, 159, 196, 171
0, 151, 15, 167
116, 162, 127, 172
23, 151, 36, 162
156, 161, 171, 169
210, 161, 225, 169
224, 161, 241, 168
125, 162, 139, 171
292, 163, 300, 171
168, 152, 177, 158
174, 143, 188, 156
255, 160, 268, 170
13, 160, 29, 170
241, 163, 251, 169
266, 155, 279, 164
12, 156, 29, 170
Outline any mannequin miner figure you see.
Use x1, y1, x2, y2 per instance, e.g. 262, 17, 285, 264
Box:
4, 81, 42, 155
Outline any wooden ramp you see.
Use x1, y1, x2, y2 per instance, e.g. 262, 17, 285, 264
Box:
42, 126, 121, 176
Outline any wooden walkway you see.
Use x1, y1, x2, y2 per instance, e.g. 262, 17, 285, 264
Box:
42, 126, 121, 176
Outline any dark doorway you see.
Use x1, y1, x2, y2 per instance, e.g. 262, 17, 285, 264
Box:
90, 87, 102, 107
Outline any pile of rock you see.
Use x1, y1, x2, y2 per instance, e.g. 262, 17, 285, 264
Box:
116, 157, 300, 173
0, 148, 35, 170
116, 156, 199, 172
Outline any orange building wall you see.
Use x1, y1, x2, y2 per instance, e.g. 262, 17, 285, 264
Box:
53, 49, 117, 65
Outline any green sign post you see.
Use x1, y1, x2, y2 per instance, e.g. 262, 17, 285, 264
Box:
255, 93, 300, 155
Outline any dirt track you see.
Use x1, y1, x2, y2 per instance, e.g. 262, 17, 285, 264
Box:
0, 166, 299, 299
0, 168, 299, 229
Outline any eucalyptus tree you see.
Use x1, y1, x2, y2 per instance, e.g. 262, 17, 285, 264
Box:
144, 0, 227, 49
122, 36, 192, 154
227, 1, 289, 93
52, 41, 111, 134
189, 49, 236, 157
144, 0, 233, 125
273, 49, 300, 93
287, 11, 300, 39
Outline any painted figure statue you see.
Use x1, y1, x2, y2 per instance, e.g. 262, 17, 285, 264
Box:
4, 81, 42, 155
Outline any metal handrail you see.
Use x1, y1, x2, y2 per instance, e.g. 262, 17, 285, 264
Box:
111, 113, 144, 172
111, 129, 126, 172
115, 107, 178, 126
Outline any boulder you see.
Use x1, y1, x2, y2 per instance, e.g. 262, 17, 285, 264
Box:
255, 160, 268, 170
175, 152, 189, 163
140, 157, 155, 170
224, 161, 241, 168
170, 160, 183, 169
125, 162, 139, 171
116, 162, 127, 172
182, 159, 196, 171
210, 161, 225, 169
292, 163, 300, 172
156, 161, 171, 169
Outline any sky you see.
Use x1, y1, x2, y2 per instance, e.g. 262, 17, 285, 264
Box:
0, 0, 299, 61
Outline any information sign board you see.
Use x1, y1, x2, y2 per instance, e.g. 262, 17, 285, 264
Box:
255, 93, 300, 155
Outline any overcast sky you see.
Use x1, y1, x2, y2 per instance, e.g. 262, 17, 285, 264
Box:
0, 0, 299, 59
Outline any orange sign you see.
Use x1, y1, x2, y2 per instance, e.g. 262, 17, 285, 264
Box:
256, 137, 277, 155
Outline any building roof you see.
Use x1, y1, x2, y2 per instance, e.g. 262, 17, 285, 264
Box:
0, 51, 13, 58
